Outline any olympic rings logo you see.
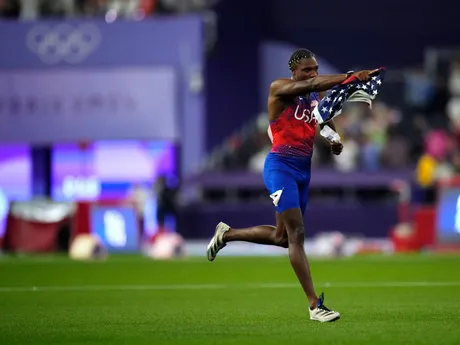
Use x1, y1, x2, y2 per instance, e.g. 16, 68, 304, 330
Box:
26, 23, 102, 65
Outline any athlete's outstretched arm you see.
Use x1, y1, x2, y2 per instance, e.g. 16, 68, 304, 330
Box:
271, 69, 377, 98
271, 74, 348, 97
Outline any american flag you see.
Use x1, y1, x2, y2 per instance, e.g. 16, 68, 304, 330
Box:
313, 68, 386, 124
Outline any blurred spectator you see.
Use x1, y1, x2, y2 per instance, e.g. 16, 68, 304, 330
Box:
19, 0, 75, 19
448, 61, 460, 96
129, 183, 151, 219
360, 134, 381, 172
410, 115, 430, 158
380, 127, 410, 168
153, 175, 179, 233
105, 0, 157, 20
75, 0, 108, 16
159, 0, 214, 13
0, 0, 20, 18
404, 68, 435, 112
415, 129, 454, 203
333, 135, 359, 172
139, 0, 156, 15
128, 183, 152, 241
447, 60, 460, 151
108, 0, 138, 15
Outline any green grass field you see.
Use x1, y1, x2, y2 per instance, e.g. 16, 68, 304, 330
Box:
1, 254, 459, 345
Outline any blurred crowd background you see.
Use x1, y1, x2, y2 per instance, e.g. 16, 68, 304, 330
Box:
1, 0, 460, 256
0, 0, 209, 18
1, 0, 459, 179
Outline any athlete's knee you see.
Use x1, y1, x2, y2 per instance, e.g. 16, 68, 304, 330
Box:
278, 237, 289, 248
284, 215, 304, 244
273, 230, 289, 248
288, 227, 304, 245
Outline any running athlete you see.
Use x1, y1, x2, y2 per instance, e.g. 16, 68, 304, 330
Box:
207, 49, 377, 323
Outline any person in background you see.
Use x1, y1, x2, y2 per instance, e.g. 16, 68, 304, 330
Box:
416, 129, 454, 204
153, 175, 178, 236
128, 183, 152, 241
380, 126, 410, 168
75, 0, 107, 16
18, 0, 74, 19
0, 0, 20, 18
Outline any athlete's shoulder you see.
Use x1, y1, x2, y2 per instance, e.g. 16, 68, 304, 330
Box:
270, 78, 293, 93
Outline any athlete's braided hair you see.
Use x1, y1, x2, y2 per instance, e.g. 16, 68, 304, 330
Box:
288, 49, 315, 71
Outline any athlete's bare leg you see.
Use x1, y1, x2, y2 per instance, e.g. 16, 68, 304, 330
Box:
222, 213, 288, 248
206, 207, 340, 321
281, 208, 319, 309
212, 209, 317, 306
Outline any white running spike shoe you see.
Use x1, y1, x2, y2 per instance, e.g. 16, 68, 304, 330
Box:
206, 222, 230, 261
309, 292, 341, 322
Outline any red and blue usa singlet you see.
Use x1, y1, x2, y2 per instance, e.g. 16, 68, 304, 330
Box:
269, 92, 320, 157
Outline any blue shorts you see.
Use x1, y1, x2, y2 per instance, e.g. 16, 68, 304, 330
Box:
263, 152, 312, 214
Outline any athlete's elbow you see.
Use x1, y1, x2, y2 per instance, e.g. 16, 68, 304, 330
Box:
308, 78, 321, 92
